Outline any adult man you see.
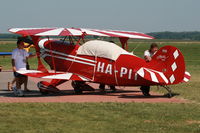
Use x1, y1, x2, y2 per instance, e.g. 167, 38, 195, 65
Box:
144, 43, 158, 62
11, 39, 30, 96
140, 43, 159, 96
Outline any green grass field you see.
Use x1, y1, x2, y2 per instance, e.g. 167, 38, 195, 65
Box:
0, 103, 200, 133
0, 39, 200, 133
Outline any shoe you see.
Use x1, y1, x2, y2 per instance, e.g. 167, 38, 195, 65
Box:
142, 92, 151, 96
13, 87, 24, 97
99, 84, 105, 91
24, 89, 31, 92
110, 85, 116, 92
17, 89, 24, 97
140, 86, 151, 96
13, 87, 18, 96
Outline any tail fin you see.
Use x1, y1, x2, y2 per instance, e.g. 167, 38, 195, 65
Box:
148, 45, 186, 85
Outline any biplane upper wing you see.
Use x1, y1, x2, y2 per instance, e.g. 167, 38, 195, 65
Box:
17, 69, 90, 81
9, 28, 154, 39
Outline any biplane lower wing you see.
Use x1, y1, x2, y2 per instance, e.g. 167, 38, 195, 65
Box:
17, 70, 90, 81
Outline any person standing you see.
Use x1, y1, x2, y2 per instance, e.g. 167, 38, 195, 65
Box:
8, 37, 33, 91
140, 43, 159, 96
11, 39, 30, 96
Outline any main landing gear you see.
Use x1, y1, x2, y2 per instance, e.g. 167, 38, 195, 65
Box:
37, 81, 60, 95
37, 80, 94, 95
71, 81, 94, 94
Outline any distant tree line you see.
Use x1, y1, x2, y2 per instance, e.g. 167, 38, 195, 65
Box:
147, 31, 200, 40
0, 33, 19, 39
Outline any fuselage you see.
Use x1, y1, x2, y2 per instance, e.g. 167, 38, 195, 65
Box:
38, 39, 157, 86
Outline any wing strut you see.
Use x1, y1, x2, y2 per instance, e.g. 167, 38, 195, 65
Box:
31, 36, 49, 73
48, 36, 57, 73
119, 37, 129, 50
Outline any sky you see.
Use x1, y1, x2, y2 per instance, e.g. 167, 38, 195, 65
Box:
0, 0, 200, 33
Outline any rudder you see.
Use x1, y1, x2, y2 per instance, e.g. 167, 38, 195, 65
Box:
149, 45, 186, 85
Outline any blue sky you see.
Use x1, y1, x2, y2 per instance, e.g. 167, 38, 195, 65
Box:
0, 0, 200, 33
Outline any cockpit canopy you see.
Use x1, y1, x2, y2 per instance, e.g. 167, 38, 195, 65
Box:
77, 40, 133, 60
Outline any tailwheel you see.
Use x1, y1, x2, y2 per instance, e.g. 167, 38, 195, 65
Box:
37, 81, 60, 95
39, 89, 49, 95
161, 85, 173, 98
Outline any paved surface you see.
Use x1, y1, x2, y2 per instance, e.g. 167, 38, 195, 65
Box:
0, 71, 187, 103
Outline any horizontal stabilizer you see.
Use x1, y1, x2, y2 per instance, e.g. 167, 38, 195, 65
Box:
137, 67, 169, 84
182, 71, 191, 83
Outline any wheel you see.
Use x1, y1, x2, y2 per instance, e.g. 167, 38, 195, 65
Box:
37, 81, 60, 94
39, 89, 49, 95
71, 81, 83, 94
74, 87, 83, 94
166, 93, 173, 98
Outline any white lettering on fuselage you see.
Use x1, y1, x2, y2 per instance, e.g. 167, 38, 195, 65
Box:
120, 67, 127, 77
97, 62, 105, 72
105, 64, 112, 75
97, 62, 133, 79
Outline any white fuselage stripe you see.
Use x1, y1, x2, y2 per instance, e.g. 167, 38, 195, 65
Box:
38, 38, 96, 63
43, 54, 95, 66
43, 48, 96, 63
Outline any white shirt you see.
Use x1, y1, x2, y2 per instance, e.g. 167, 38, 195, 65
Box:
12, 48, 29, 70
144, 50, 154, 57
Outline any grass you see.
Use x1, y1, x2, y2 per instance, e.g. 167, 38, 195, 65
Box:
0, 39, 200, 133
0, 103, 200, 133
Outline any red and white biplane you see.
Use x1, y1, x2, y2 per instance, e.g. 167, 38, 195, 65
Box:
9, 27, 191, 97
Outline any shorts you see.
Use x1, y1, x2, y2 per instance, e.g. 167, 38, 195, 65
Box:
13, 72, 27, 78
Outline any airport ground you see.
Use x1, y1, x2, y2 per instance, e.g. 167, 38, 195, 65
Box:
0, 39, 199, 133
